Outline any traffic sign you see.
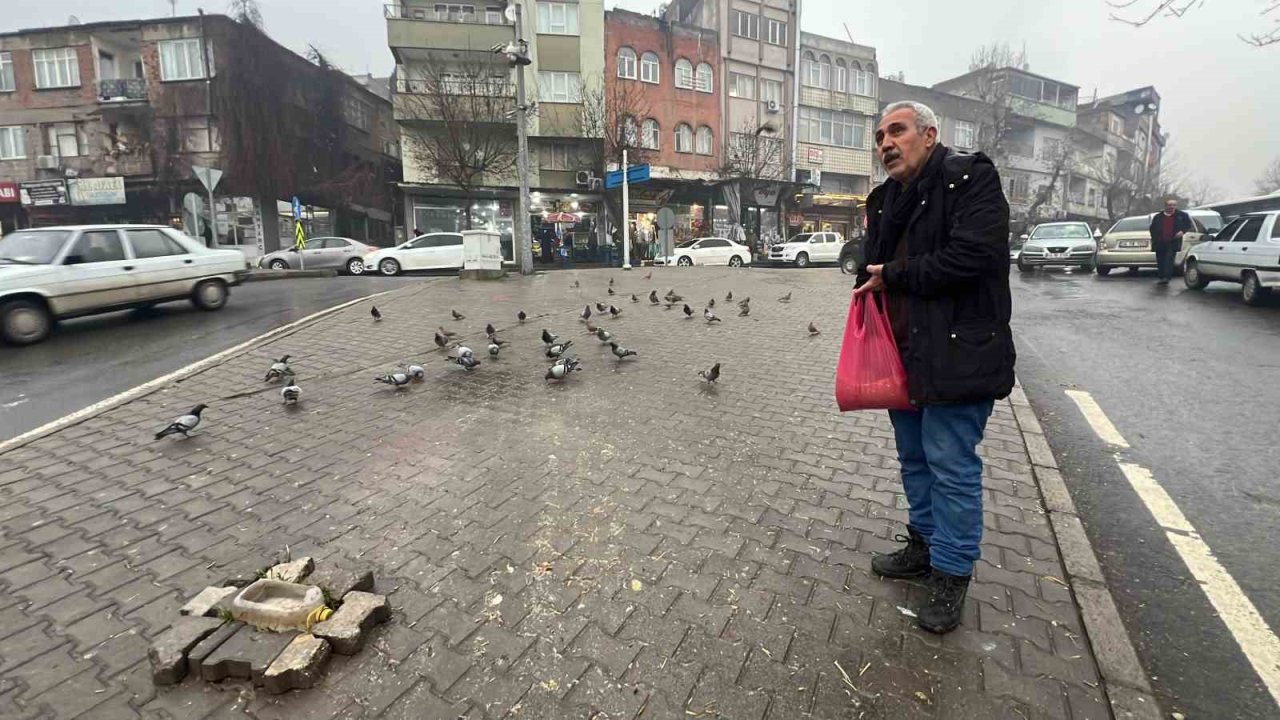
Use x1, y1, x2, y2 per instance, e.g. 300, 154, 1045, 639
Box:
292, 196, 302, 220
604, 164, 651, 189
191, 165, 223, 192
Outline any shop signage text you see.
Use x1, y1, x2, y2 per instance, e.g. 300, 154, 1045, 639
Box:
0, 182, 18, 204
20, 180, 69, 206
68, 176, 127, 206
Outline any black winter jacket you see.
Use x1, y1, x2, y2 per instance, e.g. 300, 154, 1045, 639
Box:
856, 146, 1015, 405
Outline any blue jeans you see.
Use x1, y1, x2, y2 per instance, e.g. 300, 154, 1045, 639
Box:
888, 401, 994, 577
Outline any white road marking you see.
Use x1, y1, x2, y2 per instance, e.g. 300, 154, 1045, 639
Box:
1065, 389, 1130, 448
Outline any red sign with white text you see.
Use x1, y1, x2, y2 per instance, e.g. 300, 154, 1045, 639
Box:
0, 182, 18, 204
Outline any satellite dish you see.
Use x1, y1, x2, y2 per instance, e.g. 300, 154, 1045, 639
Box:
1133, 103, 1146, 115
68, 15, 81, 24
504, 4, 518, 22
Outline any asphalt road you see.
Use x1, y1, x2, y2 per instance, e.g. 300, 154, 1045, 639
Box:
0, 275, 419, 441
1011, 267, 1280, 719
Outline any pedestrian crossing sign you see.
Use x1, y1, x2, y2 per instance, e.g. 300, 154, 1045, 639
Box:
294, 220, 306, 250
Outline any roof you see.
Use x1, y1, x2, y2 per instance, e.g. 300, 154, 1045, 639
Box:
934, 65, 1080, 92
1198, 191, 1280, 210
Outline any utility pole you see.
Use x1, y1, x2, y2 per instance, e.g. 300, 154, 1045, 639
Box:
512, 4, 534, 275
622, 148, 631, 270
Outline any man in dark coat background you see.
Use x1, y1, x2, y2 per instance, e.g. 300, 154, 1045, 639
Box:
1149, 197, 1193, 285
854, 101, 1014, 633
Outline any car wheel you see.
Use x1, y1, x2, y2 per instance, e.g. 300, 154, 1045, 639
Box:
1080, 261, 1095, 273
1017, 257, 1034, 273
379, 258, 402, 276
794, 252, 810, 268
269, 259, 289, 270
677, 256, 693, 267
1095, 265, 1112, 276
1242, 272, 1269, 306
0, 298, 53, 346
728, 255, 743, 267
1183, 260, 1208, 290
192, 279, 229, 311
841, 256, 858, 275
346, 258, 366, 276
1128, 267, 1140, 274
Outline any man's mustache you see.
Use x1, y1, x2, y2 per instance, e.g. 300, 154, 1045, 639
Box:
882, 150, 901, 164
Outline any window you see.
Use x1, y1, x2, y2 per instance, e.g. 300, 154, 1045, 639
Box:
641, 119, 659, 150
732, 10, 759, 39
1039, 137, 1063, 161
695, 126, 713, 155
852, 68, 873, 96
485, 6, 503, 23
1005, 173, 1030, 203
618, 115, 638, 146
158, 39, 205, 82
64, 231, 125, 265
128, 229, 188, 258
537, 71, 581, 102
802, 51, 820, 88
180, 116, 219, 153
1230, 216, 1265, 243
674, 59, 694, 90
617, 47, 637, 79
1272, 216, 1280, 240
46, 123, 85, 157
817, 54, 831, 89
834, 60, 847, 93
695, 63, 713, 93
760, 78, 782, 105
32, 48, 81, 89
540, 142, 574, 170
344, 95, 372, 130
435, 3, 476, 21
536, 2, 579, 35
0, 127, 26, 159
728, 72, 754, 99
0, 52, 14, 92
675, 123, 693, 153
954, 120, 975, 149
698, 238, 730, 248
765, 18, 787, 46
640, 52, 659, 83
797, 107, 868, 148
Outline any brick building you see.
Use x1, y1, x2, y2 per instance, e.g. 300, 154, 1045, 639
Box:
0, 14, 399, 254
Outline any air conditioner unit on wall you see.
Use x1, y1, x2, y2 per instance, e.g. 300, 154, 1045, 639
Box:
36, 155, 59, 170
765, 99, 781, 114
575, 170, 593, 187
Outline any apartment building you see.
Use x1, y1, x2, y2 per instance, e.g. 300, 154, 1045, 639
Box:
0, 15, 398, 250
1075, 86, 1165, 223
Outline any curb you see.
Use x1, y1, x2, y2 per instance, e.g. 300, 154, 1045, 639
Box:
1008, 380, 1162, 720
245, 269, 339, 281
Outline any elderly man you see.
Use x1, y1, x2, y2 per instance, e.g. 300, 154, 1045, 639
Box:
1149, 197, 1192, 285
854, 101, 1015, 634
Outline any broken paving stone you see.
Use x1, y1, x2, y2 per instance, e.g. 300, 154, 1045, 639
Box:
312, 591, 390, 655
200, 624, 295, 685
149, 616, 225, 685
267, 557, 314, 584
307, 565, 374, 600
187, 621, 244, 669
262, 633, 331, 694
180, 586, 239, 617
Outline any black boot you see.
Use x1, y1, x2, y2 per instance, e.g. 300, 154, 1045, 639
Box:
871, 527, 931, 579
916, 569, 971, 634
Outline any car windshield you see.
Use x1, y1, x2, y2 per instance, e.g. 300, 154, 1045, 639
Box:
1031, 225, 1092, 240
0, 230, 72, 265
1192, 214, 1224, 232
1108, 217, 1151, 233
787, 233, 815, 244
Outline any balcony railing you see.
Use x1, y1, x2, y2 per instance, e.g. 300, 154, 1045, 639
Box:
384, 3, 512, 25
395, 77, 514, 97
97, 78, 148, 103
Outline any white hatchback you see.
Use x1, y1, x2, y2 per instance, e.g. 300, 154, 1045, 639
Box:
0, 225, 250, 345
654, 237, 752, 267
363, 232, 465, 275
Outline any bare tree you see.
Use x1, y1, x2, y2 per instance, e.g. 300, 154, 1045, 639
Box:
719, 120, 786, 180
1183, 174, 1222, 206
227, 0, 264, 29
965, 43, 1026, 163
1107, 0, 1280, 47
1024, 139, 1075, 223
397, 61, 519, 229
1254, 156, 1280, 195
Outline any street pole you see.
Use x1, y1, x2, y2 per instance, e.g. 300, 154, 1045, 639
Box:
513, 4, 534, 275
206, 185, 218, 248
622, 148, 631, 270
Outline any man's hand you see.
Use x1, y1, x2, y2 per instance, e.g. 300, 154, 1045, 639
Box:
854, 264, 885, 297
1174, 231, 1185, 239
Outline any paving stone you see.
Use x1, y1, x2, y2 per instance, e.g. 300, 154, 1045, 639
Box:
307, 564, 374, 600
179, 586, 239, 617
187, 620, 245, 669
312, 590, 390, 655
200, 624, 296, 684
267, 557, 315, 584
148, 615, 225, 685
262, 633, 331, 694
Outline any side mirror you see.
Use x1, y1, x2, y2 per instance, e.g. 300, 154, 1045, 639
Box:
1020, 233, 1030, 241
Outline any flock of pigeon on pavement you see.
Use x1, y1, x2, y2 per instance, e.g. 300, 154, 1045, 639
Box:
154, 273, 819, 440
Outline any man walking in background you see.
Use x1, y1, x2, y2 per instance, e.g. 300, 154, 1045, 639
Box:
854, 101, 1015, 634
1149, 197, 1193, 285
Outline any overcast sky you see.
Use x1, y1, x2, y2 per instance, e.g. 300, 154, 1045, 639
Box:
7, 0, 1275, 199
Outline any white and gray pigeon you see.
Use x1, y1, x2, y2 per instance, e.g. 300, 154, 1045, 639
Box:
281, 380, 301, 405
488, 342, 501, 357
545, 357, 581, 381
704, 308, 722, 323
546, 339, 574, 358
541, 329, 559, 346
609, 341, 637, 360
450, 346, 475, 360
595, 327, 613, 343
407, 364, 427, 381
264, 355, 291, 382
448, 354, 481, 371
155, 404, 207, 439
699, 362, 721, 383
375, 372, 412, 389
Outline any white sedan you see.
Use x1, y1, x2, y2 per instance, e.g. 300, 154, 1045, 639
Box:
654, 237, 752, 267
363, 232, 465, 276
0, 225, 250, 345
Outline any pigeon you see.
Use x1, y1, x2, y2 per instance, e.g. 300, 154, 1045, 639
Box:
281, 380, 301, 405
778, 292, 792, 303
407, 364, 426, 381
452, 309, 465, 320
585, 320, 598, 334
438, 326, 457, 338
738, 305, 750, 317
595, 327, 613, 343
609, 305, 621, 318
375, 372, 412, 389
649, 290, 660, 305
485, 322, 496, 336
155, 404, 207, 439
808, 321, 820, 336
434, 332, 449, 350
737, 296, 751, 308
545, 357, 581, 381
609, 277, 615, 286
541, 329, 559, 346
683, 304, 694, 318
595, 302, 608, 312
726, 291, 733, 301
546, 340, 574, 358
370, 305, 382, 322
487, 334, 507, 348
699, 362, 721, 383
708, 298, 716, 308
643, 271, 652, 280
518, 310, 527, 323
704, 308, 721, 323
451, 346, 475, 359
488, 342, 501, 357
607, 287, 616, 296
631, 294, 639, 303
449, 354, 481, 371
581, 305, 592, 322
264, 355, 291, 382
667, 290, 684, 302
609, 341, 637, 360
572, 280, 581, 289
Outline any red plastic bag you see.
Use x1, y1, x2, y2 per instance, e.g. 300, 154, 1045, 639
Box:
835, 293, 913, 411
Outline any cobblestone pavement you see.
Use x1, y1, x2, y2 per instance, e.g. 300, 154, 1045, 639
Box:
0, 267, 1107, 719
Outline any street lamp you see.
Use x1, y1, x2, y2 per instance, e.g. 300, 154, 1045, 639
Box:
496, 6, 534, 275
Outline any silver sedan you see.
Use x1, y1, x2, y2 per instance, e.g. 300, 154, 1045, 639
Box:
258, 237, 378, 275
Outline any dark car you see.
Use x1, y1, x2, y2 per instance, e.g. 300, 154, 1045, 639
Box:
838, 237, 865, 275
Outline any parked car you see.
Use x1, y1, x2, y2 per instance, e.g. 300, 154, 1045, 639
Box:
768, 231, 844, 267
1016, 222, 1097, 273
259, 237, 378, 275
1183, 210, 1280, 306
0, 225, 250, 345
654, 237, 752, 267
1095, 209, 1224, 275
838, 237, 866, 275
363, 232, 465, 276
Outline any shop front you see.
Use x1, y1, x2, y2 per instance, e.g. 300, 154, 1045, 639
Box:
788, 192, 866, 243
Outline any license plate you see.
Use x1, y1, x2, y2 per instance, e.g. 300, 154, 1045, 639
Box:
1120, 241, 1146, 248
1051, 252, 1067, 259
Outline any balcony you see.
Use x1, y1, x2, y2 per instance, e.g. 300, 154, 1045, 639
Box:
393, 78, 515, 123
97, 78, 148, 104
385, 3, 514, 62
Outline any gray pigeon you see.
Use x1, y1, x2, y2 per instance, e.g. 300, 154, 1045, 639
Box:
451, 309, 465, 320
541, 329, 559, 346
683, 304, 694, 318
488, 342, 501, 357
609, 305, 621, 318
808, 321, 820, 336
739, 305, 750, 317
264, 355, 291, 382
595, 302, 608, 312
375, 372, 412, 389
704, 308, 721, 323
595, 327, 613, 343
155, 404, 207, 439
434, 332, 449, 349
370, 306, 382, 321
546, 339, 574, 358
450, 346, 475, 359
607, 287, 616, 296
726, 291, 733, 301
545, 357, 581, 381
778, 292, 792, 303
708, 298, 716, 308
649, 290, 660, 305
518, 310, 527, 323
438, 325, 457, 338
488, 334, 507, 347
631, 294, 639, 303
485, 322, 496, 336
699, 362, 721, 383
449, 354, 481, 371
407, 364, 426, 381
609, 341, 637, 360
281, 381, 301, 405
581, 305, 592, 321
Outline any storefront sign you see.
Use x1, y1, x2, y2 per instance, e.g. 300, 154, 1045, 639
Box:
787, 213, 804, 226
807, 147, 824, 164
0, 182, 18, 204
752, 184, 781, 206
20, 180, 68, 207
68, 176, 127, 206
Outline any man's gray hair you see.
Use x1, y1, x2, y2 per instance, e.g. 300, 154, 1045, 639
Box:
883, 101, 940, 134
